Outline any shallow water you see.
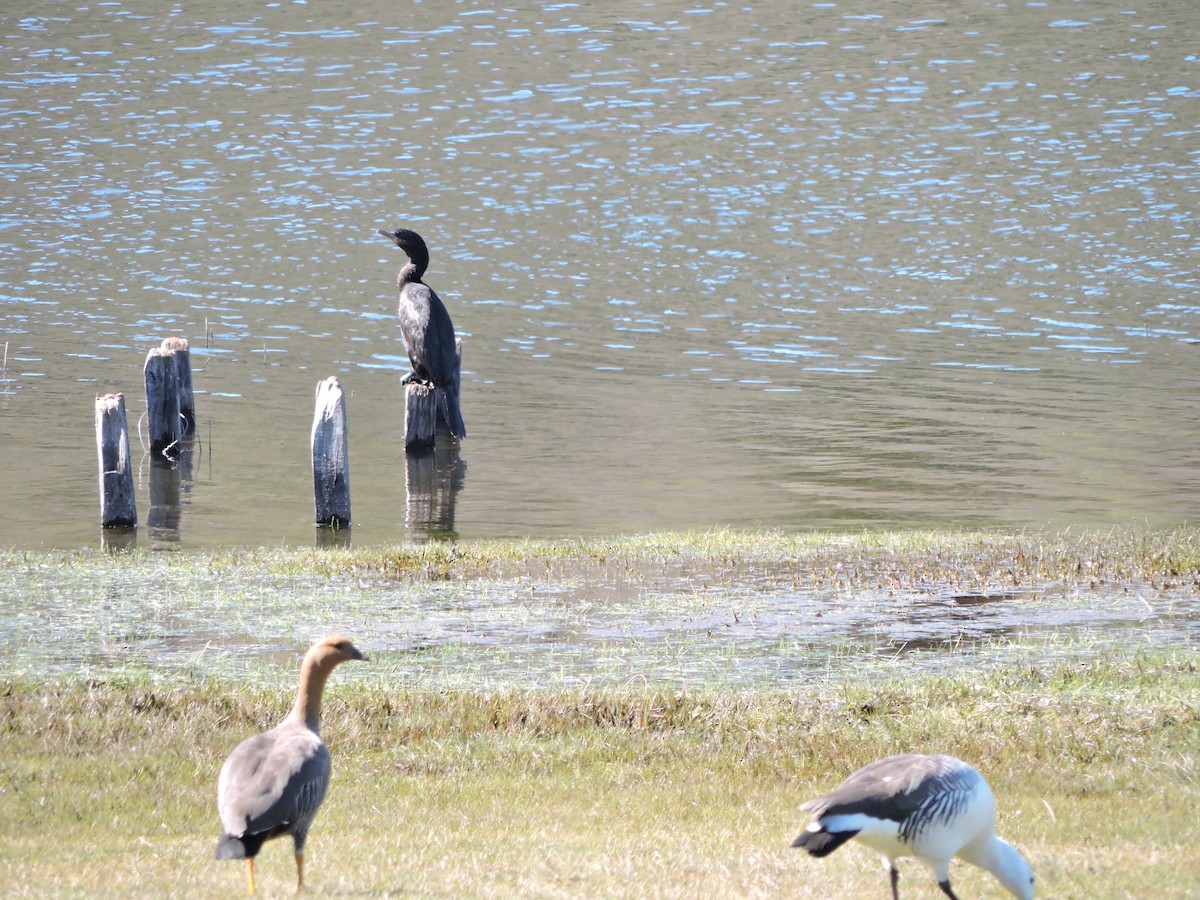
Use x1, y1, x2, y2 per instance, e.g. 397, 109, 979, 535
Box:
3, 551, 1196, 687
1, 1, 1198, 549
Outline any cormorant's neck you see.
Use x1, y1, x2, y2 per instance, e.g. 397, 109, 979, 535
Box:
398, 259, 425, 285
399, 249, 428, 284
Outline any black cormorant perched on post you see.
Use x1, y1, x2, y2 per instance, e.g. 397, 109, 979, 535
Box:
377, 227, 466, 439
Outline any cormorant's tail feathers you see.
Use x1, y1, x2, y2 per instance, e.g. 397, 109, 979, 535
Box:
436, 387, 467, 440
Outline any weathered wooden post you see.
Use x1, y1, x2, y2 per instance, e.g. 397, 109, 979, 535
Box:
144, 343, 181, 458
160, 336, 195, 433
404, 382, 438, 455
95, 393, 137, 528
312, 376, 351, 528
403, 339, 463, 454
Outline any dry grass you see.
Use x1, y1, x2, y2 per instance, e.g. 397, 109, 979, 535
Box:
1, 650, 1197, 897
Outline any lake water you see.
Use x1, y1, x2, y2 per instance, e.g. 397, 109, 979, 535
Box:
2, 0, 1197, 549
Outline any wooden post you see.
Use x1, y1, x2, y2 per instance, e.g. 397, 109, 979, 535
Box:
144, 345, 182, 458
312, 376, 351, 528
404, 339, 463, 453
160, 336, 195, 434
95, 393, 137, 528
404, 382, 438, 455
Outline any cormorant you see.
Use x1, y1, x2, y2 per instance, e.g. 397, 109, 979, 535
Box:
377, 227, 467, 439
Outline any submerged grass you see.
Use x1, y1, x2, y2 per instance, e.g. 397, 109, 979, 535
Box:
7, 525, 1200, 585
6, 526, 1199, 687
207, 525, 1200, 587
1, 651, 1197, 897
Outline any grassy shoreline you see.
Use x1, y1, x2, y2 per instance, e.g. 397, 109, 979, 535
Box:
2, 528, 1198, 895
7, 524, 1200, 581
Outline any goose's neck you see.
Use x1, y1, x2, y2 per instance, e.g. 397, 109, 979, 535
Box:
288, 654, 334, 733
961, 837, 1033, 900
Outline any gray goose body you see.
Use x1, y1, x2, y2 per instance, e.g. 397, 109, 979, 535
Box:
216, 721, 329, 861
215, 636, 366, 894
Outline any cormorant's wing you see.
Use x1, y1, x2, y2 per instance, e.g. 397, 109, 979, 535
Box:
397, 282, 434, 375
421, 286, 459, 387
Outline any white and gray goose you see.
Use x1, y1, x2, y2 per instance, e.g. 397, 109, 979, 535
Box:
792, 753, 1035, 899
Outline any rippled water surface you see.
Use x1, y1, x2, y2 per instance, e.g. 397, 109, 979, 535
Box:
2, 1, 1197, 549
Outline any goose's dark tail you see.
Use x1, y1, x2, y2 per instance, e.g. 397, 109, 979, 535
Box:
215, 832, 248, 860
792, 826, 858, 858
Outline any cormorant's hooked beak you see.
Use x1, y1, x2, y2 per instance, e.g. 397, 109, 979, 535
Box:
377, 228, 400, 244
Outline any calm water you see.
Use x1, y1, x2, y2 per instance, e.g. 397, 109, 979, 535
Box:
2, 0, 1197, 549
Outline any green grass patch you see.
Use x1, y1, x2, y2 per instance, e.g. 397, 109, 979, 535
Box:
7, 525, 1200, 584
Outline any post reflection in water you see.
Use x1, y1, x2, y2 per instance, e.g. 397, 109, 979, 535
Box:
315, 521, 353, 549
405, 435, 466, 542
147, 437, 195, 545
99, 526, 137, 553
